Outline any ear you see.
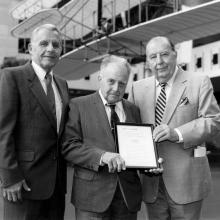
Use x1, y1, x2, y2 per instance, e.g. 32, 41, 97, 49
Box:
59, 47, 62, 56
98, 73, 102, 81
58, 43, 63, 56
28, 43, 32, 55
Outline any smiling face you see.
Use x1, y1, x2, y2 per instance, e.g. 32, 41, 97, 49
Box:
146, 37, 177, 83
28, 27, 62, 72
99, 62, 129, 104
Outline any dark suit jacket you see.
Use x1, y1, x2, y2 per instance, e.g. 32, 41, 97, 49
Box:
129, 68, 220, 204
0, 62, 69, 200
62, 92, 142, 213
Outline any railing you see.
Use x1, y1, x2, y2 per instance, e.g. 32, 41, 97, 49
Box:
61, 0, 181, 54
13, 0, 181, 55
10, 0, 62, 20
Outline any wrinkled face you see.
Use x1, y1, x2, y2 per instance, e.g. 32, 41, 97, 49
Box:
99, 63, 129, 104
28, 28, 62, 72
146, 38, 177, 83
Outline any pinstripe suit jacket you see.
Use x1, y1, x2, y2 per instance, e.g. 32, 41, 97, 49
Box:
62, 92, 142, 213
0, 62, 69, 199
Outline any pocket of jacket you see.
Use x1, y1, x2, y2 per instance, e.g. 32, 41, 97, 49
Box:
74, 168, 95, 181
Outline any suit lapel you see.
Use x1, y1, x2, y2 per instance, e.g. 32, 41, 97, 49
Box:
163, 68, 187, 124
25, 63, 57, 132
53, 76, 69, 135
144, 77, 156, 124
92, 92, 115, 145
123, 101, 131, 122
122, 100, 134, 123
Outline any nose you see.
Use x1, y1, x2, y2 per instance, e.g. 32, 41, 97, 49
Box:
156, 54, 163, 65
112, 83, 119, 91
47, 42, 54, 51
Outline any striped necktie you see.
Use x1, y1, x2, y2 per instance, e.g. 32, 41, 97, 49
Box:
155, 83, 167, 126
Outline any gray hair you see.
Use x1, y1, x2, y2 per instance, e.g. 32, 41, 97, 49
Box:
146, 36, 175, 54
100, 55, 131, 75
30, 24, 62, 43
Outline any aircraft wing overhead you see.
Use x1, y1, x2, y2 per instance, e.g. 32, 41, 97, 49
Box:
54, 0, 220, 80
59, 0, 141, 40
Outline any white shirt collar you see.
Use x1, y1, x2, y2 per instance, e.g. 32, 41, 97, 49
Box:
98, 90, 123, 110
32, 61, 53, 81
156, 66, 178, 88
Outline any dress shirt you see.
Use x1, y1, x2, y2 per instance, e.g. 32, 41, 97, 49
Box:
99, 90, 126, 123
32, 61, 62, 133
155, 66, 183, 142
155, 66, 178, 101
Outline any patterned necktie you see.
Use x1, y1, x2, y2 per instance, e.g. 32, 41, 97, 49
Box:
155, 83, 167, 126
108, 104, 120, 138
45, 74, 56, 120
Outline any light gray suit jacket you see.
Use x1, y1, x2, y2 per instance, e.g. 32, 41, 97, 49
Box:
129, 68, 220, 204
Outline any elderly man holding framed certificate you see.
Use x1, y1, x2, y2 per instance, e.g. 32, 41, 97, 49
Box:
62, 55, 162, 220
115, 123, 158, 169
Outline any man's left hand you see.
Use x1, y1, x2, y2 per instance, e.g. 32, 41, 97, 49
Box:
142, 158, 164, 174
153, 124, 179, 142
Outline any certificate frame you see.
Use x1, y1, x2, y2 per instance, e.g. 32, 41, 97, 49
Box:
114, 122, 158, 169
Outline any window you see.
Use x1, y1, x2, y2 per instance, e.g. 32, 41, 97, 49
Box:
133, 73, 138, 81
179, 63, 188, 71
18, 38, 30, 54
84, 76, 90, 80
212, 53, 218, 65
196, 57, 202, 68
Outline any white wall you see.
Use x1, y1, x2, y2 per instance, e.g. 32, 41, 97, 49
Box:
0, 0, 19, 64
191, 41, 220, 78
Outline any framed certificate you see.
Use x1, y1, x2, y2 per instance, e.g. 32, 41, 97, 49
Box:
114, 122, 158, 168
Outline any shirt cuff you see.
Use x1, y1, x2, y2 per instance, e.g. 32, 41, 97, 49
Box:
100, 152, 105, 166
174, 128, 183, 143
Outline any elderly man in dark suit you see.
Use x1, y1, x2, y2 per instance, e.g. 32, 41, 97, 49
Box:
129, 36, 220, 220
62, 55, 142, 220
0, 24, 69, 220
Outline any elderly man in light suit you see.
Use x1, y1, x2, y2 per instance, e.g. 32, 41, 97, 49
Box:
129, 36, 220, 220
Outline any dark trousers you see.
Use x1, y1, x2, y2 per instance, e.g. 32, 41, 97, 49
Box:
3, 185, 65, 220
146, 177, 203, 220
75, 185, 137, 220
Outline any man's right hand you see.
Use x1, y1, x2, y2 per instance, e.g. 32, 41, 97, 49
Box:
153, 124, 179, 142
2, 180, 31, 202
101, 152, 126, 173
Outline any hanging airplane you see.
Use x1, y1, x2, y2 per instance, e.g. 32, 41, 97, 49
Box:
10, 0, 220, 80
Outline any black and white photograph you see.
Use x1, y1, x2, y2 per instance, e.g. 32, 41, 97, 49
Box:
0, 0, 220, 220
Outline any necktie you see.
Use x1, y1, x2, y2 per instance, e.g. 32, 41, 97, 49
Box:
45, 74, 56, 120
108, 104, 120, 138
155, 83, 167, 126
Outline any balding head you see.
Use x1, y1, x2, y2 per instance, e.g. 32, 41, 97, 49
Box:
146, 36, 177, 83
98, 55, 130, 104
100, 55, 131, 77
146, 36, 175, 57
